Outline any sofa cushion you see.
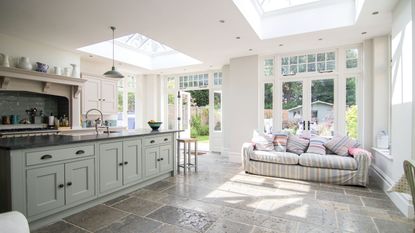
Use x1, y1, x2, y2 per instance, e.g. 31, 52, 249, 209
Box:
306, 136, 328, 155
272, 132, 288, 152
250, 150, 299, 165
287, 135, 309, 155
252, 130, 274, 151
324, 135, 359, 156
299, 153, 357, 170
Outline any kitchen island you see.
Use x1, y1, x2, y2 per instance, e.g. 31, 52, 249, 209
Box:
0, 129, 181, 229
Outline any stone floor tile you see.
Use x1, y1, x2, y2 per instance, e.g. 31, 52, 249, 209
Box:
336, 212, 378, 233
218, 206, 268, 226
103, 194, 131, 206
131, 188, 169, 202
205, 219, 253, 233
144, 180, 175, 192
151, 223, 198, 233
111, 196, 164, 216
256, 215, 298, 233
146, 205, 216, 232
345, 189, 388, 199
373, 217, 415, 233
251, 226, 285, 233
296, 223, 345, 233
64, 204, 128, 232
316, 191, 363, 206
95, 214, 161, 233
199, 189, 260, 212
32, 221, 88, 233
361, 197, 400, 210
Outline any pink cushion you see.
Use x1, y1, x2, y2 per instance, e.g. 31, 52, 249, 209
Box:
348, 148, 372, 159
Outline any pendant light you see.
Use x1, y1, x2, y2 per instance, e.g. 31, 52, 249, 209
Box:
103, 26, 124, 78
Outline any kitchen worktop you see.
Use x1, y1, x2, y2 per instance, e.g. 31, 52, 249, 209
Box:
0, 129, 182, 150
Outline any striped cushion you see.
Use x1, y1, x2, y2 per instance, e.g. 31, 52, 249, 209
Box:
250, 150, 299, 165
299, 153, 358, 170
286, 135, 309, 155
272, 133, 288, 152
252, 130, 274, 151
306, 136, 328, 155
324, 135, 360, 156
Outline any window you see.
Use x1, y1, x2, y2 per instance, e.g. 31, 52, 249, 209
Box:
346, 77, 358, 139
167, 77, 176, 89
264, 58, 274, 76
179, 73, 209, 89
264, 83, 273, 133
346, 48, 359, 69
117, 75, 137, 129
214, 91, 222, 131
168, 94, 175, 130
214, 72, 223, 86
281, 51, 335, 75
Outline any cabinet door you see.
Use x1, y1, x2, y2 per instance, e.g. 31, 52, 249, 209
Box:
82, 77, 101, 113
65, 159, 95, 205
159, 145, 173, 173
100, 80, 117, 114
143, 147, 159, 178
123, 139, 142, 185
27, 165, 65, 216
99, 142, 123, 193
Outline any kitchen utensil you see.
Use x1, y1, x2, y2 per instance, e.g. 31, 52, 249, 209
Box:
0, 53, 10, 67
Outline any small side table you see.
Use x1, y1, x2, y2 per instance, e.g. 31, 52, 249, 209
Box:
177, 138, 198, 174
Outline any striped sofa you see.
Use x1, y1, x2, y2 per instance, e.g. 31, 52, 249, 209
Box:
241, 143, 371, 186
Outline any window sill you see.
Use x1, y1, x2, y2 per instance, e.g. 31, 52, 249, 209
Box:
372, 147, 393, 161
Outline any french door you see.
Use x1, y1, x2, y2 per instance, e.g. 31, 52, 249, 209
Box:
177, 91, 191, 138
280, 76, 335, 137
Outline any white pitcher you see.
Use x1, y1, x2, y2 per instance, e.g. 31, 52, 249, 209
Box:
70, 64, 79, 78
0, 53, 10, 67
54, 66, 62, 75
17, 57, 32, 70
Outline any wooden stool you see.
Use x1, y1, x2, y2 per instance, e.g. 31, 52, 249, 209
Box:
177, 138, 198, 174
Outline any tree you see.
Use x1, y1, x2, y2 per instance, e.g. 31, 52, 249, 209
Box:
187, 90, 209, 106
264, 83, 273, 109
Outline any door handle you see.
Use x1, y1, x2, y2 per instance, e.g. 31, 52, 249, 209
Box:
119, 162, 124, 166
160, 158, 164, 161
75, 150, 85, 155
164, 138, 168, 141
58, 184, 64, 189
302, 121, 305, 130
150, 140, 155, 144
67, 182, 72, 186
41, 154, 52, 160
124, 161, 128, 165
307, 121, 311, 130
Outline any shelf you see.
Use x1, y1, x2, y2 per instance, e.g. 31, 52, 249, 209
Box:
372, 147, 393, 161
0, 66, 86, 97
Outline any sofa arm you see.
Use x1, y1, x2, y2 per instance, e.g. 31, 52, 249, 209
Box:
354, 151, 372, 170
241, 142, 254, 169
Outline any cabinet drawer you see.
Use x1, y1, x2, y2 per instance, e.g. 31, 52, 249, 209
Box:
143, 135, 173, 147
26, 145, 95, 166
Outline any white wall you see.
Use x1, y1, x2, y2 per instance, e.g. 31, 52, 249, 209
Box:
139, 74, 163, 130
223, 55, 259, 158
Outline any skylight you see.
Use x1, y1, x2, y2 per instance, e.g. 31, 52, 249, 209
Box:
78, 33, 201, 70
257, 0, 321, 13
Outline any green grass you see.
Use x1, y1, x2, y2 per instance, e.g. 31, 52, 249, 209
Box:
196, 135, 209, 142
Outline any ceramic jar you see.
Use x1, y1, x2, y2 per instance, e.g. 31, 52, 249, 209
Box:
0, 53, 10, 67
64, 67, 71, 76
35, 62, 49, 73
17, 57, 32, 70
70, 64, 79, 78
54, 66, 62, 75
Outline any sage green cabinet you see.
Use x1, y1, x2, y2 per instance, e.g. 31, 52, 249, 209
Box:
122, 139, 143, 185
159, 145, 173, 173
99, 142, 123, 193
144, 147, 159, 178
27, 165, 65, 216
65, 159, 95, 205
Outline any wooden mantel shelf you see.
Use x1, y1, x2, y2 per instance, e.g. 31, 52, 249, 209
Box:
0, 66, 86, 98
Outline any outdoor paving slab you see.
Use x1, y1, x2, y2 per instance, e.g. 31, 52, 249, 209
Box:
146, 205, 216, 232
205, 219, 253, 233
95, 214, 161, 233
111, 196, 164, 216
64, 204, 128, 232
32, 221, 88, 233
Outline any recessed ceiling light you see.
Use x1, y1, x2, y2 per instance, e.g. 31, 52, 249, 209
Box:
236, 36, 241, 39
219, 19, 225, 23
89, 55, 93, 58
318, 38, 323, 41
361, 32, 367, 35
372, 11, 379, 15
279, 44, 284, 47
249, 48, 253, 51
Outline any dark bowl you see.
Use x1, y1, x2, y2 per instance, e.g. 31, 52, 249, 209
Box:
148, 122, 162, 130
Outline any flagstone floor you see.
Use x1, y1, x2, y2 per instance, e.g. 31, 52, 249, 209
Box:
34, 153, 414, 233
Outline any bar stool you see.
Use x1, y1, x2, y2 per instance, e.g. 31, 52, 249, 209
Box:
177, 138, 198, 174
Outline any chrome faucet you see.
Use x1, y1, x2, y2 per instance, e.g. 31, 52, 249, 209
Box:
85, 108, 109, 135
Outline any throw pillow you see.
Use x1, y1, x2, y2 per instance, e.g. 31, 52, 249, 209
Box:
306, 136, 328, 155
272, 132, 288, 152
324, 135, 360, 156
286, 135, 309, 155
252, 130, 274, 151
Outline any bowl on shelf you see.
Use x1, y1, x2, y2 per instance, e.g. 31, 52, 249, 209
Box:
148, 121, 162, 130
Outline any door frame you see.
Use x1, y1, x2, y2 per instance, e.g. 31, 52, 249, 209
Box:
177, 91, 191, 139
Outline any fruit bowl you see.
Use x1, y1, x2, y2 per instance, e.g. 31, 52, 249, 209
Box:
148, 121, 162, 130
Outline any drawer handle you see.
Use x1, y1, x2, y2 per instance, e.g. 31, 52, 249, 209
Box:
160, 158, 164, 161
41, 154, 52, 160
75, 150, 85, 155
67, 182, 72, 186
164, 138, 168, 141
124, 161, 128, 165
119, 162, 124, 166
58, 184, 64, 189
150, 140, 155, 143
157, 158, 160, 162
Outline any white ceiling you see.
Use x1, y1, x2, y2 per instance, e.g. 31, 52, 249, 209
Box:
0, 0, 398, 74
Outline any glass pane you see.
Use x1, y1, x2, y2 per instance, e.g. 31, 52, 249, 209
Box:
346, 77, 358, 139
282, 81, 303, 135
281, 57, 289, 65
326, 61, 336, 71
127, 92, 136, 129
118, 90, 123, 112
182, 94, 189, 130
299, 55, 307, 64
264, 83, 273, 133
167, 77, 175, 89
346, 59, 358, 69
189, 76, 193, 87
214, 91, 222, 131
317, 62, 325, 72
311, 79, 334, 136
346, 48, 358, 59
298, 64, 307, 73
281, 65, 289, 75
168, 94, 175, 130
317, 53, 325, 62
264, 58, 274, 76
290, 56, 298, 64
326, 52, 335, 61
308, 54, 316, 63
290, 65, 297, 74
307, 63, 316, 72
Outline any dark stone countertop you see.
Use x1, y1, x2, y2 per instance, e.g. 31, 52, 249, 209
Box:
0, 129, 183, 150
